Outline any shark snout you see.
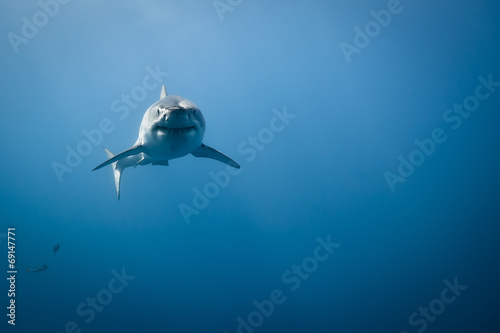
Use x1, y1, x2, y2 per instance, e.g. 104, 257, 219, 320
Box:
164, 108, 194, 128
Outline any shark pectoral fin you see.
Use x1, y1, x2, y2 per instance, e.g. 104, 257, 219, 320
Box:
191, 143, 240, 169
93, 145, 145, 171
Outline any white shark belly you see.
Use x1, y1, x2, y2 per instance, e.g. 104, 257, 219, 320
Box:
144, 128, 202, 160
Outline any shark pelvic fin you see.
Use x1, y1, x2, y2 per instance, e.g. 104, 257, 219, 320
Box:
135, 156, 145, 168
191, 143, 240, 169
161, 85, 167, 99
103, 147, 123, 200
152, 160, 169, 166
93, 145, 145, 171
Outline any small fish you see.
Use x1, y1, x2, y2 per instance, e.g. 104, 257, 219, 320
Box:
53, 244, 60, 254
27, 264, 48, 272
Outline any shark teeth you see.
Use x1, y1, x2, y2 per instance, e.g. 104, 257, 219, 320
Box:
156, 126, 195, 135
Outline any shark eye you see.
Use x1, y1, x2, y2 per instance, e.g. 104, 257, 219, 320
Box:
157, 109, 160, 116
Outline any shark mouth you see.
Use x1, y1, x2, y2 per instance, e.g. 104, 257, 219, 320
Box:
156, 125, 195, 135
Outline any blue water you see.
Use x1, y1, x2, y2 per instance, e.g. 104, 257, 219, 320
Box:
1, 1, 500, 332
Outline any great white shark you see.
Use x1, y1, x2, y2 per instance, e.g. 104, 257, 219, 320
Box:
93, 86, 240, 199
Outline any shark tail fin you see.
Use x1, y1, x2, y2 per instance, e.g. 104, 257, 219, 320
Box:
104, 147, 123, 200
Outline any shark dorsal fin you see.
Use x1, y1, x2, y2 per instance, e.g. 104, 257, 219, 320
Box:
161, 85, 167, 99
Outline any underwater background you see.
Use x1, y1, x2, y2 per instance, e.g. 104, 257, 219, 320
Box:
1, 0, 500, 332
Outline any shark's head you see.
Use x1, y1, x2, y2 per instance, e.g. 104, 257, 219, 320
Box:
153, 100, 205, 138
139, 88, 205, 156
